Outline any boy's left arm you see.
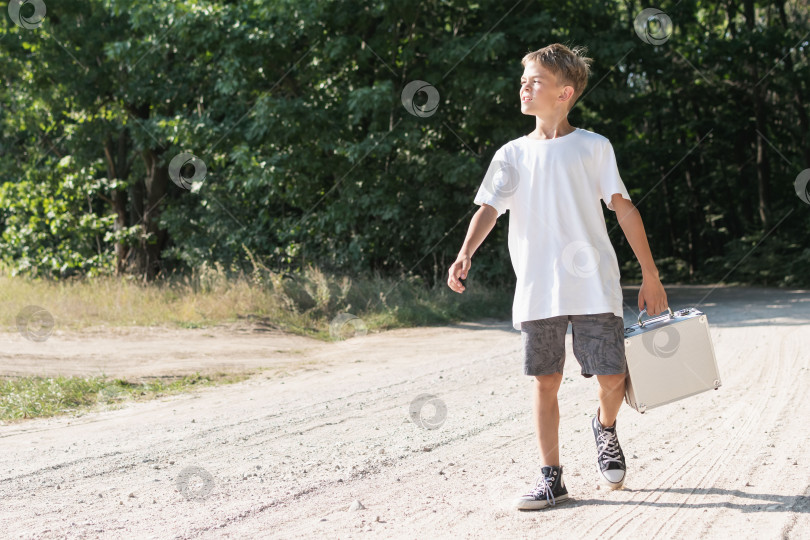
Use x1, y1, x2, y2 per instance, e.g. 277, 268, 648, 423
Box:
610, 194, 669, 316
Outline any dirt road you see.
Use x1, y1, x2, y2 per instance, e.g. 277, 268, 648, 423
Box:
1, 285, 809, 539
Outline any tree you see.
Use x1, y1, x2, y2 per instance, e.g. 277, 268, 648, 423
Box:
1, 0, 808, 286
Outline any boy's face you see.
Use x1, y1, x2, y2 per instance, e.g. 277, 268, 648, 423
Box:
519, 61, 574, 115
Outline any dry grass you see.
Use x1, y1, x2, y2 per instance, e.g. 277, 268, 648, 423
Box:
0, 259, 512, 339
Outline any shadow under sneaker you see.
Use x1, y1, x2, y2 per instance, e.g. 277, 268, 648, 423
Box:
513, 465, 569, 511
592, 411, 626, 489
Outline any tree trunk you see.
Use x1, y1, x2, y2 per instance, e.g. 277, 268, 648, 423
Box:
139, 148, 170, 281
744, 0, 771, 229
655, 113, 677, 256
103, 130, 132, 276
670, 95, 701, 278
777, 0, 810, 167
130, 177, 145, 275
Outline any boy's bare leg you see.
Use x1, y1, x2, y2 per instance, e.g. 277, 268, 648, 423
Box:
596, 373, 626, 427
533, 373, 564, 465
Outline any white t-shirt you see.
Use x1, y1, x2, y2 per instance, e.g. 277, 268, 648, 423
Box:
473, 128, 631, 331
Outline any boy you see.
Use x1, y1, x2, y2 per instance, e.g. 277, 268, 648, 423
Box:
446, 43, 668, 510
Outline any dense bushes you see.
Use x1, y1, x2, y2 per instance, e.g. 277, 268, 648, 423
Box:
1, 0, 808, 286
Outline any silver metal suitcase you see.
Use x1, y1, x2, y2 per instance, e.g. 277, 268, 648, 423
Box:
624, 307, 721, 413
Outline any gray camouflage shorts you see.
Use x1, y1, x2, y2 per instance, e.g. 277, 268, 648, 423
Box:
521, 313, 626, 378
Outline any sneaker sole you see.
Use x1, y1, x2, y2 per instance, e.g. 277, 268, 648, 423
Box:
514, 493, 569, 511
597, 466, 625, 490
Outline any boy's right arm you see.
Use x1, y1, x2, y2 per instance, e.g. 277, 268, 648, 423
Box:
447, 203, 499, 293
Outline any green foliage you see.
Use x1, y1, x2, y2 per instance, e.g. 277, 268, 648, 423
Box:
0, 156, 117, 276
0, 0, 808, 286
0, 372, 251, 421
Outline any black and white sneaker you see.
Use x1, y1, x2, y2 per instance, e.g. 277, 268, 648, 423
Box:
592, 409, 626, 489
513, 465, 569, 510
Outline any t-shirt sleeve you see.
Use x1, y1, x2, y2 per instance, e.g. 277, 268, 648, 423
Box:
599, 139, 631, 211
473, 145, 517, 217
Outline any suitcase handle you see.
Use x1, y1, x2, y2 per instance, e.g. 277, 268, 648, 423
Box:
637, 307, 674, 327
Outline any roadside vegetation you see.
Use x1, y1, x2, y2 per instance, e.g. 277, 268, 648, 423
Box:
0, 262, 512, 422
0, 372, 251, 423
1, 261, 512, 338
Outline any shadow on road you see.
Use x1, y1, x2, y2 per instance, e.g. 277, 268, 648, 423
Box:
557, 488, 809, 513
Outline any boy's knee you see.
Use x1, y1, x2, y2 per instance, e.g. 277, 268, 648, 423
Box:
533, 373, 562, 394
596, 373, 626, 392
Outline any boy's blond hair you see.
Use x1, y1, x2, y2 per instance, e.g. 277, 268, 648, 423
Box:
521, 43, 593, 110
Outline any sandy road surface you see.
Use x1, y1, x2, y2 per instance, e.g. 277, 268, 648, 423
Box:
1, 285, 809, 539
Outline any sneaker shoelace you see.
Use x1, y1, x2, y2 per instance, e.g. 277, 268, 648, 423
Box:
526, 473, 557, 506
596, 428, 623, 467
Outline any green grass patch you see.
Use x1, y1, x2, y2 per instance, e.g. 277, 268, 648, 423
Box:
0, 372, 252, 423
